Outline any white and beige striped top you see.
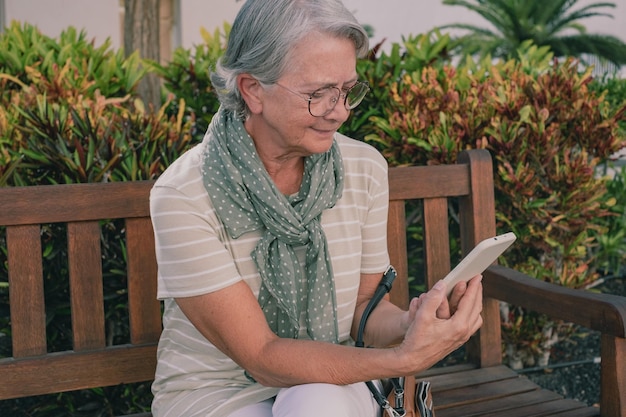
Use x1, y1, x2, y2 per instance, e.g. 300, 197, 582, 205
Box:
149, 132, 390, 417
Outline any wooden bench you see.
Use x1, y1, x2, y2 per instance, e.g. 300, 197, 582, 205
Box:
1, 149, 624, 416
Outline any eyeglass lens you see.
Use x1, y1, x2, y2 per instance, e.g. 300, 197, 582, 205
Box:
308, 82, 369, 117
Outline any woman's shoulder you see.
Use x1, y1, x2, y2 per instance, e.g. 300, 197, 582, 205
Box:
153, 143, 205, 190
334, 132, 388, 175
335, 132, 382, 157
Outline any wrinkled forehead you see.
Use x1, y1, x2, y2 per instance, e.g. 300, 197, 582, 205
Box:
280, 31, 358, 79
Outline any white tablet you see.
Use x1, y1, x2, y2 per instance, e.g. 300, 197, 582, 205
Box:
442, 232, 517, 296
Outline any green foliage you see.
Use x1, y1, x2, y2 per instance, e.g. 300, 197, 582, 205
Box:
364, 53, 625, 285
343, 31, 453, 140
148, 24, 229, 143
357, 40, 626, 365
439, 0, 626, 67
591, 165, 626, 276
0, 26, 194, 186
0, 21, 144, 100
1, 21, 132, 186
0, 22, 196, 416
590, 74, 626, 132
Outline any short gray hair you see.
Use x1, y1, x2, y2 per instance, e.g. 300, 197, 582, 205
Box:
210, 0, 369, 119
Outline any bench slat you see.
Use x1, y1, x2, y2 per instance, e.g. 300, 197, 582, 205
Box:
476, 398, 596, 417
547, 407, 602, 417
387, 200, 409, 309
457, 150, 502, 368
423, 197, 451, 288
435, 389, 563, 417
440, 394, 596, 417
0, 345, 157, 399
424, 364, 520, 391
126, 217, 162, 344
425, 366, 601, 417
435, 377, 540, 408
6, 225, 47, 357
68, 221, 106, 350
0, 181, 153, 225
388, 164, 470, 200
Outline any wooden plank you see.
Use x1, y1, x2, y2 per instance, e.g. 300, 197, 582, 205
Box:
126, 217, 162, 344
68, 221, 106, 351
431, 366, 598, 417
549, 406, 601, 416
457, 149, 502, 367
418, 363, 478, 378
388, 164, 470, 201
433, 377, 540, 408
435, 389, 563, 417
0, 344, 157, 399
6, 225, 47, 357
456, 150, 496, 257
0, 181, 154, 225
600, 334, 626, 417
387, 200, 409, 309
477, 398, 593, 417
422, 197, 450, 289
427, 365, 522, 392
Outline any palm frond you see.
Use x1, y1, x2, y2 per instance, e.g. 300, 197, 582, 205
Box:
546, 34, 626, 66
439, 0, 625, 68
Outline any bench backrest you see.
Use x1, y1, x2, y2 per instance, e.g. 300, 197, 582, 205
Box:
0, 148, 499, 402
0, 181, 160, 399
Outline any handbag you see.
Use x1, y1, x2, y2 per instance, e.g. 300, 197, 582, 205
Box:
356, 266, 435, 417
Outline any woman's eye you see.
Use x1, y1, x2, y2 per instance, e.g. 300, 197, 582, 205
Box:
310, 89, 328, 99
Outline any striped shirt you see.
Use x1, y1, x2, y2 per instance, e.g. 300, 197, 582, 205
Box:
150, 133, 390, 417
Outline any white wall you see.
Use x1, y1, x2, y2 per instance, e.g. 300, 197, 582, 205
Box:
4, 0, 121, 47
356, 0, 626, 47
181, 0, 626, 50
4, 0, 626, 55
179, 0, 239, 48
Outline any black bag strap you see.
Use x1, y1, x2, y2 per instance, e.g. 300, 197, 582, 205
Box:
355, 266, 406, 417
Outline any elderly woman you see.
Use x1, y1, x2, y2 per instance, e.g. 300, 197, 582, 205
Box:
149, 0, 483, 416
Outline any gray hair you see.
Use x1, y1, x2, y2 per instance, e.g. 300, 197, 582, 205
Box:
210, 0, 369, 119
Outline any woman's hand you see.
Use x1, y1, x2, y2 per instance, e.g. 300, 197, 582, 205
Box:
406, 274, 478, 321
396, 275, 484, 375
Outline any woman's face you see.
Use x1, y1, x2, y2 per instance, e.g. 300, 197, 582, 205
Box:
245, 32, 358, 160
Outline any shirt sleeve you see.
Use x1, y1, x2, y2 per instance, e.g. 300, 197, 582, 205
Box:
150, 181, 244, 299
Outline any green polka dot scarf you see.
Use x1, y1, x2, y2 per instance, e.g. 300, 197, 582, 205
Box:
202, 108, 343, 343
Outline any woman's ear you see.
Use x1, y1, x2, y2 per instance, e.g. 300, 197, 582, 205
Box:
237, 74, 263, 115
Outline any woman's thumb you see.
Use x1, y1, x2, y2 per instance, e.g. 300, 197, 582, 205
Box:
419, 280, 447, 314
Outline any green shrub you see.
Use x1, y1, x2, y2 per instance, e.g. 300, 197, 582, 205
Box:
592, 164, 626, 277
343, 30, 454, 140
367, 56, 625, 285
590, 74, 626, 133
0, 23, 195, 186
0, 23, 195, 416
0, 22, 144, 100
148, 24, 228, 143
357, 40, 626, 365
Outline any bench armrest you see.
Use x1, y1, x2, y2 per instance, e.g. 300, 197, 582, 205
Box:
483, 264, 626, 338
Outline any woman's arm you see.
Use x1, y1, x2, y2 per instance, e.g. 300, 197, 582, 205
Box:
175, 274, 483, 388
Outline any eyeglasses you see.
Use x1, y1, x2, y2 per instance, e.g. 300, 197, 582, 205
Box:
274, 81, 370, 117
